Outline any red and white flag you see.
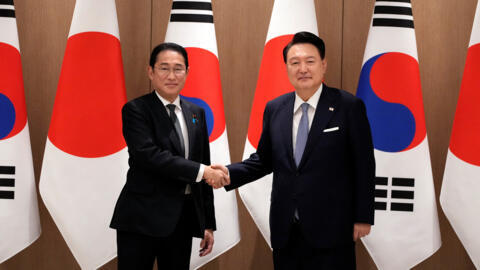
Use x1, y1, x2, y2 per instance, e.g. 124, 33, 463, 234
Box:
356, 1, 441, 268
238, 0, 318, 248
164, 1, 240, 268
0, 0, 41, 262
39, 0, 128, 268
440, 1, 480, 268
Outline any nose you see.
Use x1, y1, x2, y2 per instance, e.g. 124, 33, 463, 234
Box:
299, 62, 308, 73
167, 70, 176, 80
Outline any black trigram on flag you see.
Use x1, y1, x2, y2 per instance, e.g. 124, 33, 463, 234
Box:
0, 0, 15, 18
374, 176, 414, 212
0, 166, 15, 200
372, 0, 414, 29
170, 0, 213, 23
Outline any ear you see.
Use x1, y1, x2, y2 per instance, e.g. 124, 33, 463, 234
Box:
147, 65, 154, 80
322, 58, 327, 70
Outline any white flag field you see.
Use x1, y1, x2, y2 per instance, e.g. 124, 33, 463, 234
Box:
440, 1, 480, 268
164, 0, 240, 268
356, 0, 441, 269
39, 0, 128, 268
0, 0, 41, 263
238, 0, 318, 248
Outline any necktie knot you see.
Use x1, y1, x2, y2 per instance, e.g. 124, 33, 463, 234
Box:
166, 104, 176, 114
301, 102, 309, 113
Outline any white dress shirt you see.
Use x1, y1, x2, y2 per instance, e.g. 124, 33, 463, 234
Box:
292, 84, 323, 152
155, 92, 204, 193
291, 84, 323, 219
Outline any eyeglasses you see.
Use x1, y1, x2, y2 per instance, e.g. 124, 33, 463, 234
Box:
155, 66, 187, 76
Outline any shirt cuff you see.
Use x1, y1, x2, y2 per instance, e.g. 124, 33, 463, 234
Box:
196, 164, 206, 183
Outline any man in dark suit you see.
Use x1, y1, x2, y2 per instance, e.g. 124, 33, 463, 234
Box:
209, 32, 375, 269
110, 43, 228, 270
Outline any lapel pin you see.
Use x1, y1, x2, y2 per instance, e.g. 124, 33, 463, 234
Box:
192, 114, 198, 124
329, 107, 334, 111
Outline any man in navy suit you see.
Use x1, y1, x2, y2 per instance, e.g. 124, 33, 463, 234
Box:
110, 43, 228, 270
209, 32, 375, 269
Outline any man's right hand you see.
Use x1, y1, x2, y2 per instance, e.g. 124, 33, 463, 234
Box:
203, 165, 229, 189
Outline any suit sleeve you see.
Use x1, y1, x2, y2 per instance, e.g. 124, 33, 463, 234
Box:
199, 109, 216, 230
225, 103, 274, 191
122, 101, 200, 184
348, 98, 376, 225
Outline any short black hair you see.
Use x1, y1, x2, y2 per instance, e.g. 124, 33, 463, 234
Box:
149, 42, 189, 69
283, 31, 325, 63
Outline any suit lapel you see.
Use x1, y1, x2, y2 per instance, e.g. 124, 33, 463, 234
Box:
277, 93, 296, 170
298, 85, 339, 168
180, 99, 195, 160
148, 92, 184, 155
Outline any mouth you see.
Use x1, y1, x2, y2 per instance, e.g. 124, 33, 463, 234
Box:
298, 76, 311, 81
165, 83, 178, 87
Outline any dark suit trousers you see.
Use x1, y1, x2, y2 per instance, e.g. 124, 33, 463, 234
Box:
116, 196, 197, 270
273, 222, 356, 270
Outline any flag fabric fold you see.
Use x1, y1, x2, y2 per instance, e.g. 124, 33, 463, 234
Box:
238, 0, 318, 248
440, 1, 480, 268
39, 0, 128, 268
0, 0, 41, 263
164, 0, 240, 268
356, 1, 441, 269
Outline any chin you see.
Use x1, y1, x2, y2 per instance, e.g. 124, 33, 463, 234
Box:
297, 83, 313, 89
164, 88, 181, 94
296, 79, 312, 85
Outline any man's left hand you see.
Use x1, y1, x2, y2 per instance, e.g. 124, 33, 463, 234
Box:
353, 223, 371, 241
199, 229, 214, 257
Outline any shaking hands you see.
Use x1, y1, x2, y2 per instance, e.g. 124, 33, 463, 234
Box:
203, 164, 230, 189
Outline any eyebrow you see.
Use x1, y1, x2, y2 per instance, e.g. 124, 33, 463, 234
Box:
288, 56, 316, 61
158, 63, 185, 67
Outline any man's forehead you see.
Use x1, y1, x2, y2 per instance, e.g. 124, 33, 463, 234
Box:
287, 43, 320, 59
158, 62, 184, 66
155, 50, 186, 65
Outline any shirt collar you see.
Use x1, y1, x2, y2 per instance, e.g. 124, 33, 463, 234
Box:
154, 91, 181, 111
294, 83, 323, 113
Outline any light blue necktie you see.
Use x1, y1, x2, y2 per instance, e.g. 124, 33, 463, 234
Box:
294, 103, 309, 167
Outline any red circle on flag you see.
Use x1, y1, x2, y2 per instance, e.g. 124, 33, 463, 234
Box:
0, 43, 27, 140
48, 32, 127, 158
370, 52, 426, 151
247, 35, 294, 148
450, 44, 480, 166
181, 47, 225, 142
